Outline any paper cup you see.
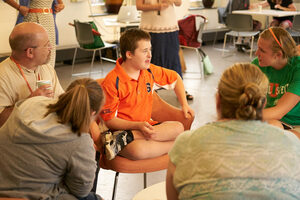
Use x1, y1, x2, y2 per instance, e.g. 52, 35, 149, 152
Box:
37, 80, 52, 90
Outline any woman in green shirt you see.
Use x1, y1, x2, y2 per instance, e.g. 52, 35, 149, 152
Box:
252, 27, 300, 128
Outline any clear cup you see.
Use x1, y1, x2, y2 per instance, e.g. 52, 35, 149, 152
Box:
258, 5, 262, 12
37, 80, 52, 90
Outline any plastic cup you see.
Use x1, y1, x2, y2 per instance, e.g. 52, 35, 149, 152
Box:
258, 5, 262, 12
37, 80, 52, 90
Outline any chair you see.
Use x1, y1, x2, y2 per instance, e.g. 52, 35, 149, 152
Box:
178, 15, 207, 79
222, 14, 260, 59
288, 15, 300, 44
72, 20, 118, 77
89, 78, 194, 200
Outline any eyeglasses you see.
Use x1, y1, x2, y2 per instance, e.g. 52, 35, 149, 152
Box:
24, 41, 51, 51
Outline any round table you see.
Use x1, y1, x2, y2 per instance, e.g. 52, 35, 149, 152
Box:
132, 181, 167, 200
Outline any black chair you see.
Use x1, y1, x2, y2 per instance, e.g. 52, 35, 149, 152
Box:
288, 15, 300, 44
72, 20, 118, 77
222, 14, 260, 59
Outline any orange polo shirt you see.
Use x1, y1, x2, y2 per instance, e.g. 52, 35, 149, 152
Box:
100, 58, 178, 124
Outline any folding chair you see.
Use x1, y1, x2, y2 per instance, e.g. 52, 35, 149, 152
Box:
222, 13, 260, 59
178, 15, 208, 79
72, 20, 118, 77
288, 15, 300, 44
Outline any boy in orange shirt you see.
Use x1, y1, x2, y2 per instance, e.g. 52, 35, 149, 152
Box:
100, 29, 194, 160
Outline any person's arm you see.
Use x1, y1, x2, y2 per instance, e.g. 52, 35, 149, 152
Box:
166, 159, 179, 200
64, 137, 97, 198
263, 92, 300, 120
54, 0, 65, 13
167, 0, 182, 7
105, 117, 155, 139
136, 0, 169, 11
173, 74, 195, 119
3, 0, 29, 16
275, 2, 296, 11
0, 106, 14, 128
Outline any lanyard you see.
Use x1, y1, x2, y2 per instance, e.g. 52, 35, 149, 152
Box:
10, 57, 40, 94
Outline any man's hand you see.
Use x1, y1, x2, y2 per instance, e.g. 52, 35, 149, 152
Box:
137, 121, 155, 139
31, 84, 54, 98
19, 5, 29, 16
54, 3, 65, 13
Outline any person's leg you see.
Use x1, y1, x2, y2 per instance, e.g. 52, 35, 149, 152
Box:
119, 139, 174, 160
279, 20, 293, 30
270, 19, 280, 27
79, 192, 103, 200
118, 121, 183, 160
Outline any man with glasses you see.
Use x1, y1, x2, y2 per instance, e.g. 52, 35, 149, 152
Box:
0, 22, 64, 127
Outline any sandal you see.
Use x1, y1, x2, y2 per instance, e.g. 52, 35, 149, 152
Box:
185, 91, 194, 101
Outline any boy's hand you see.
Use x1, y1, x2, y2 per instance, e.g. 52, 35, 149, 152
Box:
138, 122, 155, 139
182, 105, 195, 119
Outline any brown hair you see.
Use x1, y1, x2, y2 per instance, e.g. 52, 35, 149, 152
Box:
218, 63, 269, 120
260, 27, 299, 59
119, 28, 151, 61
45, 78, 104, 135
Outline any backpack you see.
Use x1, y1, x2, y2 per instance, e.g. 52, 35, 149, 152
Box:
178, 15, 206, 48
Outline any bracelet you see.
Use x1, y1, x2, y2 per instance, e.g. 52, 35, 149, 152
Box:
17, 5, 21, 11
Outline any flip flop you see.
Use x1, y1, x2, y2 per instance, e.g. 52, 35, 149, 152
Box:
185, 91, 194, 101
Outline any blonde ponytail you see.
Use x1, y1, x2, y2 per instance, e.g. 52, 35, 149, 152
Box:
45, 78, 103, 135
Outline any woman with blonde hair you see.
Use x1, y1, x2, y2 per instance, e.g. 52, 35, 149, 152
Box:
166, 63, 300, 199
252, 27, 300, 130
0, 78, 104, 200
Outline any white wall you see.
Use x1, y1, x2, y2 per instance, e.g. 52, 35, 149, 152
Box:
0, 0, 299, 55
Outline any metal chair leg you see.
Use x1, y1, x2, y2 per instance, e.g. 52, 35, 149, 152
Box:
71, 47, 78, 76
222, 34, 228, 56
250, 36, 254, 59
112, 172, 119, 200
143, 173, 147, 189
90, 50, 96, 77
99, 49, 103, 64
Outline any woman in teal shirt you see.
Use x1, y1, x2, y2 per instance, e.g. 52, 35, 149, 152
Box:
252, 27, 300, 127
166, 63, 300, 200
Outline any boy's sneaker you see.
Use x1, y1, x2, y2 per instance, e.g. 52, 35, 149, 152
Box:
102, 130, 134, 160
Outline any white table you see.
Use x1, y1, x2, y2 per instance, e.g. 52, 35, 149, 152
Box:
133, 181, 167, 200
233, 9, 300, 17
102, 17, 140, 41
232, 9, 300, 28
102, 17, 140, 28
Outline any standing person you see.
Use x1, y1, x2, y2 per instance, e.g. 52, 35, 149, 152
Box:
0, 78, 104, 200
4, 0, 65, 67
251, 0, 296, 29
100, 28, 194, 160
0, 22, 64, 127
136, 0, 193, 100
166, 63, 300, 200
252, 27, 300, 130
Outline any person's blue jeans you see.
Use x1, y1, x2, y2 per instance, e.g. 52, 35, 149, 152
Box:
79, 192, 102, 200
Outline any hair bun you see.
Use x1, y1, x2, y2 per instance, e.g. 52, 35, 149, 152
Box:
236, 83, 266, 120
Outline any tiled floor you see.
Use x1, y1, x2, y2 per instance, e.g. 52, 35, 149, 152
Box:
55, 42, 255, 200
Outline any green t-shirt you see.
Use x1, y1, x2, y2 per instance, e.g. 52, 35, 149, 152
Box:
252, 56, 300, 125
